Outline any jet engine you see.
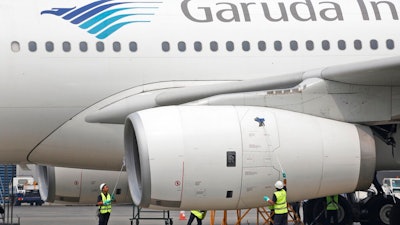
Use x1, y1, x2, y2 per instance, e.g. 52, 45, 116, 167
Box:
35, 165, 132, 204
124, 106, 376, 210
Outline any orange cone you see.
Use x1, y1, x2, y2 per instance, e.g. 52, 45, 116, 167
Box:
179, 211, 187, 220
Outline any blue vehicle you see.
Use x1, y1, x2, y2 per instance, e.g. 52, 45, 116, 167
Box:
12, 177, 44, 206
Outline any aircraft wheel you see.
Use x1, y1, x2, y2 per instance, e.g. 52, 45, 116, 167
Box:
366, 195, 394, 225
389, 198, 400, 225
303, 196, 352, 225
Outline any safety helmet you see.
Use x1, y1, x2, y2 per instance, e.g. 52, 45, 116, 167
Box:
275, 180, 284, 189
100, 183, 107, 191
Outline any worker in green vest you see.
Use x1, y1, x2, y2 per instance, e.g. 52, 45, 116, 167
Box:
264, 180, 288, 225
96, 183, 115, 225
325, 195, 339, 225
187, 210, 207, 225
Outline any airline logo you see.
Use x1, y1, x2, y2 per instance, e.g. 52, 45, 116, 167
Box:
41, 0, 161, 39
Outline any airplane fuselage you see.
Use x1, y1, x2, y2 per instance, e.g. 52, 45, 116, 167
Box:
0, 0, 399, 169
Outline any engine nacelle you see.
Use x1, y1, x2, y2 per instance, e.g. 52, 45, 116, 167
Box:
36, 165, 132, 204
124, 106, 376, 210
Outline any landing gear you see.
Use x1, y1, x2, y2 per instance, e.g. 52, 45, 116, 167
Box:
304, 193, 399, 225
303, 195, 352, 225
390, 199, 400, 225
358, 171, 398, 225
363, 195, 394, 225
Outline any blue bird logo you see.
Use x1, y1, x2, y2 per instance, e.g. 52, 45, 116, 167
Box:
41, 0, 162, 39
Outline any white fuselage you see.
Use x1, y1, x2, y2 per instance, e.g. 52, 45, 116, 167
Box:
0, 0, 399, 169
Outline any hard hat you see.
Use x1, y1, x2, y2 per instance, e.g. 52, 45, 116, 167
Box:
100, 183, 107, 191
275, 180, 284, 189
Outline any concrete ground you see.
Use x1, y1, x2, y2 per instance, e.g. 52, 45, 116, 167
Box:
3, 204, 361, 225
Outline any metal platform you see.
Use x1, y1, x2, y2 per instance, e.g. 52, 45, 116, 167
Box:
130, 206, 173, 225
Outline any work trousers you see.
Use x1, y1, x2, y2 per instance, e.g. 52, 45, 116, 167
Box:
99, 212, 110, 225
273, 213, 287, 225
324, 210, 338, 225
187, 212, 202, 225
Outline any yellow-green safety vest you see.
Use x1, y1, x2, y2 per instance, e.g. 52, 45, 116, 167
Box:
273, 189, 288, 214
99, 193, 112, 214
326, 195, 339, 211
191, 210, 207, 219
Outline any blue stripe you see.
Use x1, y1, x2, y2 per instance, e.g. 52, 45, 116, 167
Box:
79, 8, 131, 29
71, 2, 126, 24
88, 14, 133, 34
96, 21, 135, 39
63, 0, 112, 20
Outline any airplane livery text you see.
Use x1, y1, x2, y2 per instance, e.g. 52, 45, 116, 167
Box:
182, 0, 400, 23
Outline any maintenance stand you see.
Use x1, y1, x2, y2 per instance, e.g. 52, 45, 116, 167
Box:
130, 206, 173, 225
209, 204, 303, 225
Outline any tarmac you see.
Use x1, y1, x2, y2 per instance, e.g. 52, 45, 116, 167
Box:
3, 204, 362, 225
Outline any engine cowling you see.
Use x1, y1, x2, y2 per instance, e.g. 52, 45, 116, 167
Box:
124, 106, 376, 210
35, 165, 132, 204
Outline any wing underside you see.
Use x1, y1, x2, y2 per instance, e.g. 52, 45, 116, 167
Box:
86, 56, 400, 125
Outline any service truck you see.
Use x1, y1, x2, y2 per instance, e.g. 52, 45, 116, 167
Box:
11, 176, 44, 206
382, 177, 400, 199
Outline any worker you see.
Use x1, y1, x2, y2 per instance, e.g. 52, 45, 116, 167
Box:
324, 195, 339, 225
187, 210, 207, 225
264, 180, 288, 225
96, 183, 115, 225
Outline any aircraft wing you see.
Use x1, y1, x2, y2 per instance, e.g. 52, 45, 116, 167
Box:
86, 55, 400, 125
318, 55, 400, 86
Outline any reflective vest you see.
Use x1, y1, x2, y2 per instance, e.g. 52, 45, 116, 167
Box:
191, 210, 207, 219
273, 189, 288, 214
326, 195, 339, 211
268, 205, 274, 211
99, 193, 112, 214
